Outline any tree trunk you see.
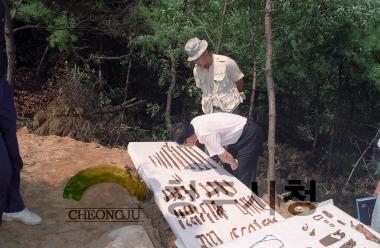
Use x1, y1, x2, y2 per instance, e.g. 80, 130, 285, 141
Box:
312, 78, 321, 153
326, 125, 336, 171
124, 50, 133, 103
122, 48, 133, 115
182, 0, 188, 12
4, 0, 16, 88
37, 46, 49, 76
264, 0, 276, 205
248, 52, 257, 120
216, 0, 228, 54
165, 55, 176, 131
326, 65, 343, 171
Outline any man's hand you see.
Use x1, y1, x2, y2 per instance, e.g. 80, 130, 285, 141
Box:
230, 159, 238, 171
373, 180, 380, 198
235, 78, 244, 92
218, 150, 238, 171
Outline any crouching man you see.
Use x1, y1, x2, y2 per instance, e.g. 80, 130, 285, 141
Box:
171, 113, 265, 191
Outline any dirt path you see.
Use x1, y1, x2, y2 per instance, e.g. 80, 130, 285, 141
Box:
0, 128, 175, 248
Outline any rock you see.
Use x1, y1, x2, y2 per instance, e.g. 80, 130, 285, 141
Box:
87, 225, 155, 248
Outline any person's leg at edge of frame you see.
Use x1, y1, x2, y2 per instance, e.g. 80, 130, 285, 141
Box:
2, 123, 25, 214
0, 133, 13, 226
0, 81, 26, 215
0, 121, 31, 225
0, 81, 41, 225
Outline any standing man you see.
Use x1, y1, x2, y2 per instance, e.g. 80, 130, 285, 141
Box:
185, 37, 245, 114
0, 80, 42, 225
171, 113, 264, 190
371, 139, 380, 233
1, 0, 6, 79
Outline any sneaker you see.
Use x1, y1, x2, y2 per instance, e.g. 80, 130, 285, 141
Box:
2, 208, 42, 225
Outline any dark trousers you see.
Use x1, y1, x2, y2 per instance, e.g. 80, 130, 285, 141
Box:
224, 120, 265, 191
0, 80, 25, 224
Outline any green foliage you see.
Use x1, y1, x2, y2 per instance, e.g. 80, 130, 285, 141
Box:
130, 0, 380, 160
157, 62, 171, 87
15, 1, 52, 22
350, 8, 380, 88
151, 124, 169, 141
48, 15, 78, 52
369, 65, 380, 87
132, 0, 201, 73
120, 57, 130, 66
14, 1, 78, 53
146, 103, 162, 118
271, 0, 380, 151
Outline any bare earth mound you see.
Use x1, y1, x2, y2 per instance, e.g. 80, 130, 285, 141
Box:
0, 128, 175, 248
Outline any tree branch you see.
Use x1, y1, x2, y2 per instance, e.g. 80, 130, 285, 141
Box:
122, 47, 134, 114
99, 99, 146, 115
343, 129, 380, 190
91, 55, 129, 61
228, 0, 238, 6
37, 46, 49, 76
13, 25, 47, 33
216, 0, 228, 53
69, 39, 88, 64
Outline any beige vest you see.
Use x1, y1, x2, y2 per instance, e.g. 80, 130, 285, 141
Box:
193, 54, 244, 114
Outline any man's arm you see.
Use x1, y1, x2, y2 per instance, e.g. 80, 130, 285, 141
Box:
218, 149, 238, 170
202, 134, 238, 170
235, 78, 244, 91
374, 180, 380, 198
225, 57, 244, 91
